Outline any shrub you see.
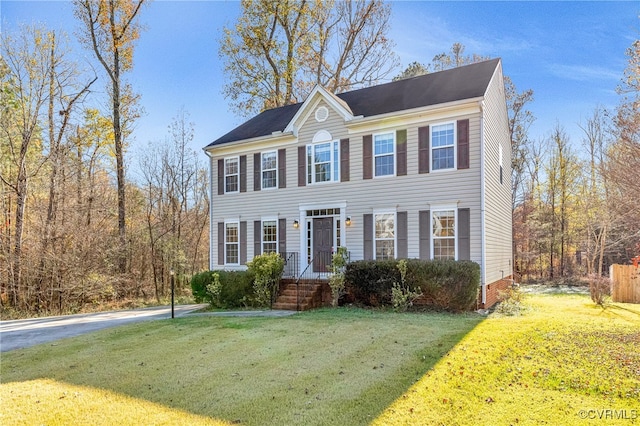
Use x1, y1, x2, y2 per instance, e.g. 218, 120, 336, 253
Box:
329, 247, 349, 307
190, 270, 255, 308
494, 286, 527, 316
588, 274, 610, 306
191, 271, 212, 303
247, 253, 285, 307
344, 260, 400, 306
391, 260, 423, 312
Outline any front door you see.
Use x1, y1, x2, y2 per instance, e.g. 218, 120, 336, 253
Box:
313, 217, 333, 272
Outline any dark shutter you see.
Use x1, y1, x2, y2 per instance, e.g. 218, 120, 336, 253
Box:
340, 138, 350, 182
240, 221, 247, 264
278, 148, 286, 188
217, 159, 224, 195
397, 211, 408, 258
278, 218, 286, 255
253, 153, 261, 191
239, 155, 247, 192
396, 130, 407, 176
363, 134, 372, 180
298, 146, 306, 187
418, 126, 430, 174
457, 119, 470, 169
217, 222, 224, 265
363, 213, 373, 260
458, 208, 471, 261
254, 220, 261, 257
419, 210, 431, 260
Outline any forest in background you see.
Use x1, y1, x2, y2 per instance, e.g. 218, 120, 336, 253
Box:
1, 1, 638, 316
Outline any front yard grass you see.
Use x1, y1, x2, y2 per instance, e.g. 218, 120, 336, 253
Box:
1, 295, 638, 425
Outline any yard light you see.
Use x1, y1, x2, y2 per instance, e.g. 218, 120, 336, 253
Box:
170, 268, 175, 319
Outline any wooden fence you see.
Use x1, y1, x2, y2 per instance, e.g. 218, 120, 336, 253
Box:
610, 264, 640, 304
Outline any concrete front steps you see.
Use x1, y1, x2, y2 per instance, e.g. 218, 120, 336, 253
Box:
272, 279, 329, 311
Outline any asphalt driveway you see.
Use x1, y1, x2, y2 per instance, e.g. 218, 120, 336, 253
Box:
0, 304, 207, 352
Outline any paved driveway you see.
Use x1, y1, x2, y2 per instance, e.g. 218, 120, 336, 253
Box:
0, 304, 207, 352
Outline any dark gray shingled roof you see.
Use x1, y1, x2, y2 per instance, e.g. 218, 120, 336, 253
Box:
207, 58, 499, 148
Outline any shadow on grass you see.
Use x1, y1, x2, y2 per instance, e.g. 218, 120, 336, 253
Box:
1, 309, 485, 425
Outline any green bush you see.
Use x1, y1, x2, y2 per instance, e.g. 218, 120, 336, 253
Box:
190, 270, 255, 308
345, 259, 480, 311
247, 253, 284, 307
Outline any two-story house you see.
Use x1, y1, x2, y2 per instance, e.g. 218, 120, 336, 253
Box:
204, 58, 512, 309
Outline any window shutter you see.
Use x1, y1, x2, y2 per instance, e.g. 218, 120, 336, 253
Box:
397, 211, 408, 258
363, 213, 373, 260
278, 149, 286, 188
419, 210, 431, 260
340, 138, 350, 182
363, 135, 372, 180
298, 146, 306, 187
217, 222, 224, 265
240, 221, 247, 264
240, 155, 247, 192
458, 208, 471, 260
278, 218, 286, 255
254, 220, 261, 257
253, 153, 261, 191
418, 126, 430, 174
396, 130, 407, 176
217, 159, 224, 195
457, 119, 470, 169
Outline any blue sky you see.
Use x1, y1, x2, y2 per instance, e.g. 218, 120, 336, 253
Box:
2, 1, 638, 173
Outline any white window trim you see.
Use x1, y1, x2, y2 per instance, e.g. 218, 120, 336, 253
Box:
261, 217, 278, 254
373, 131, 396, 178
430, 205, 458, 260
373, 210, 397, 261
261, 151, 277, 190
224, 219, 240, 265
224, 156, 240, 194
306, 141, 340, 185
430, 121, 457, 172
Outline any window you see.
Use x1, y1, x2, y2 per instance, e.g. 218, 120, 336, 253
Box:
431, 123, 455, 171
307, 141, 339, 184
374, 133, 395, 176
432, 210, 456, 260
262, 220, 277, 254
375, 213, 395, 260
262, 151, 277, 189
225, 221, 239, 264
225, 157, 239, 193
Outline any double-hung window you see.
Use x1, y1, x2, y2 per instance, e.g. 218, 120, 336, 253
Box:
307, 141, 339, 184
431, 123, 455, 171
261, 151, 277, 189
262, 220, 277, 254
374, 213, 395, 260
225, 157, 239, 193
432, 209, 456, 260
374, 133, 395, 177
225, 221, 239, 264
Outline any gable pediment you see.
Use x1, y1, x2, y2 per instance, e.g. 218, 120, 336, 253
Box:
284, 85, 355, 135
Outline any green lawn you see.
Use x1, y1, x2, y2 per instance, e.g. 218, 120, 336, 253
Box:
1, 295, 638, 426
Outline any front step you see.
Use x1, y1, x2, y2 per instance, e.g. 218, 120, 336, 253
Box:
272, 279, 327, 311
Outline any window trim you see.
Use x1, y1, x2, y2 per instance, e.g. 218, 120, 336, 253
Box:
224, 219, 240, 265
430, 121, 457, 172
261, 217, 278, 254
430, 205, 458, 260
373, 131, 396, 178
306, 141, 340, 185
373, 210, 397, 261
261, 151, 277, 190
224, 156, 240, 194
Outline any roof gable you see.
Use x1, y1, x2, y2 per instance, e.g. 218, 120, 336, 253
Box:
207, 58, 500, 148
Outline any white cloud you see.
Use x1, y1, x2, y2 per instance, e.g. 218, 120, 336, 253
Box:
547, 64, 621, 82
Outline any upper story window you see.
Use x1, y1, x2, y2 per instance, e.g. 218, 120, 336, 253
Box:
307, 141, 339, 184
225, 157, 239, 193
262, 151, 277, 189
432, 209, 456, 260
374, 132, 395, 177
431, 123, 455, 171
375, 212, 395, 260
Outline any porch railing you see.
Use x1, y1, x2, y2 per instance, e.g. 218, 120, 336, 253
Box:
295, 251, 333, 310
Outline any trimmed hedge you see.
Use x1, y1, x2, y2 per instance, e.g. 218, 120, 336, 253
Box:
344, 259, 480, 311
190, 270, 255, 308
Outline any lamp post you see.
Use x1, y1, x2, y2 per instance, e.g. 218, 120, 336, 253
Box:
170, 268, 175, 319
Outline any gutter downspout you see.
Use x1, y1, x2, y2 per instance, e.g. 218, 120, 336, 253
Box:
479, 101, 487, 307
203, 148, 215, 271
